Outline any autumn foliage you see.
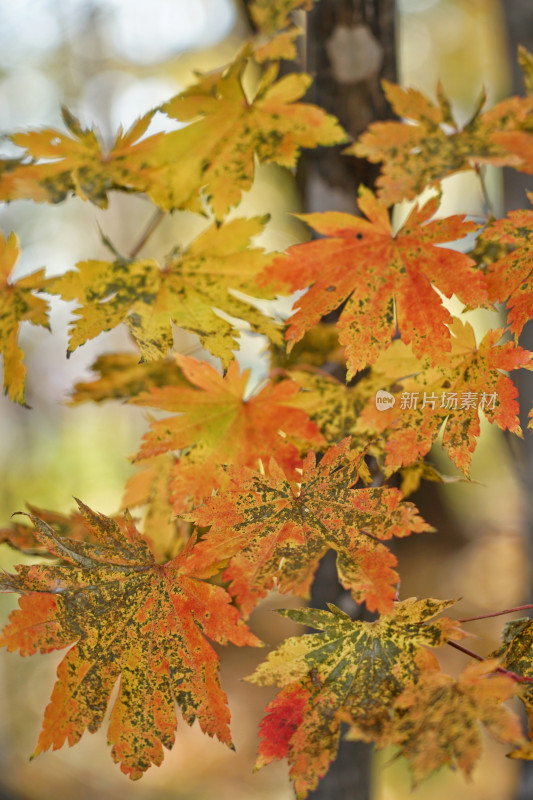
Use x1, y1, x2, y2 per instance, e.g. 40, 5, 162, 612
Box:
2, 2, 533, 796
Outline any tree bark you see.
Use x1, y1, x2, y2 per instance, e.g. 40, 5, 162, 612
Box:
301, 3, 397, 798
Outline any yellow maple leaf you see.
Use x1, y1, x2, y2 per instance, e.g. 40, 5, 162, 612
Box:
0, 232, 50, 405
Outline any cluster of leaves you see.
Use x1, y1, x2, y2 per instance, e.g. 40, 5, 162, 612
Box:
1, 2, 533, 796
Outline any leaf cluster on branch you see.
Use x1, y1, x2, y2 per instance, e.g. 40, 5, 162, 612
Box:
1, 2, 533, 795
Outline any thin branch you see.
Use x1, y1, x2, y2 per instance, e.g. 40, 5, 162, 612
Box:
459, 605, 533, 623
129, 208, 165, 259
447, 639, 533, 684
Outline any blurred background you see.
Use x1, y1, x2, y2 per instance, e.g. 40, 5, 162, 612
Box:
0, 1, 532, 798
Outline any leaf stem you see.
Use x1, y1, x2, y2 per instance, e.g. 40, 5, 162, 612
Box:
447, 639, 533, 684
459, 605, 533, 623
129, 208, 166, 258
475, 164, 496, 218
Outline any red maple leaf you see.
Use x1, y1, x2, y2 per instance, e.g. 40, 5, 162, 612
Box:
262, 188, 486, 378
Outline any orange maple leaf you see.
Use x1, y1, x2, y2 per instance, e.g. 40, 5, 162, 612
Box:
385, 660, 524, 784
129, 355, 324, 513
188, 438, 432, 615
262, 188, 486, 378
360, 319, 533, 475
0, 501, 260, 779
350, 80, 533, 205
0, 108, 163, 208
481, 194, 533, 339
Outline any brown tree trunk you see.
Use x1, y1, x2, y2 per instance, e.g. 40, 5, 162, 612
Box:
301, 3, 397, 799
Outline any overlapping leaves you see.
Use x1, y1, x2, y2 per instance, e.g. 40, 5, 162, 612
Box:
359, 318, 532, 474
350, 79, 533, 205
129, 355, 323, 513
247, 599, 462, 798
0, 501, 260, 779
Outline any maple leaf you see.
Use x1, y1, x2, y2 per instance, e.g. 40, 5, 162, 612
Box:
359, 319, 532, 475
490, 618, 533, 736
47, 216, 281, 366
122, 453, 188, 562
247, 599, 462, 798
130, 355, 324, 513
248, 0, 317, 33
350, 81, 533, 205
149, 52, 347, 218
69, 353, 191, 404
189, 438, 432, 616
0, 231, 51, 404
0, 109, 163, 208
481, 195, 533, 339
0, 505, 98, 557
286, 367, 384, 448
253, 27, 303, 64
0, 501, 260, 779
383, 659, 524, 784
262, 189, 486, 378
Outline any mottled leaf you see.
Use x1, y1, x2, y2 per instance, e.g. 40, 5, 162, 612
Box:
247, 598, 462, 798
490, 617, 533, 735
481, 194, 533, 339
0, 109, 163, 208
262, 189, 486, 378
189, 438, 432, 615
152, 53, 347, 218
0, 501, 260, 779
360, 318, 532, 475
385, 660, 524, 784
350, 81, 533, 205
47, 216, 281, 366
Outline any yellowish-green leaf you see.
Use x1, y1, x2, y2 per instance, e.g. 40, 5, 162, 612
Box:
48, 217, 281, 366
247, 598, 462, 798
69, 353, 191, 404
